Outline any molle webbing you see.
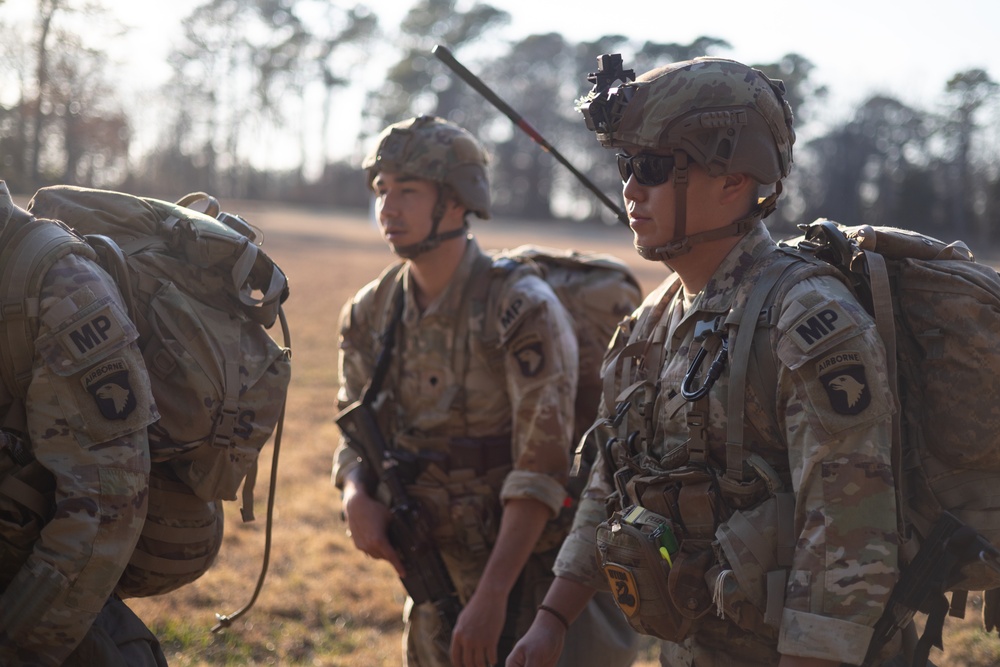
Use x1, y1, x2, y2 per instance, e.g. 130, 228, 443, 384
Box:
117, 466, 223, 597
0, 217, 93, 399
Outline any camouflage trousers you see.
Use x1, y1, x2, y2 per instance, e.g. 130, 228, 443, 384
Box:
403, 551, 638, 667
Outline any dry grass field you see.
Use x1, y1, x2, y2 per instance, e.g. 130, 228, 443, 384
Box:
124, 202, 1000, 666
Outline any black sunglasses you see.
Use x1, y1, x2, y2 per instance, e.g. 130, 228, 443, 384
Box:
616, 153, 675, 186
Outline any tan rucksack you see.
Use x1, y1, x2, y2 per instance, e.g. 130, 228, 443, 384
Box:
741, 220, 1000, 664
1, 186, 291, 605
485, 245, 642, 450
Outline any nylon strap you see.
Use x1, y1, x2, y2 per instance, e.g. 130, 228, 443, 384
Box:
764, 569, 788, 627
723, 256, 800, 481
861, 249, 905, 537
0, 472, 49, 518
0, 217, 87, 399
128, 546, 217, 575
139, 519, 219, 542
606, 275, 682, 441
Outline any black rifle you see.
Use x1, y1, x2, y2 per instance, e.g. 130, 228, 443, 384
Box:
335, 278, 462, 652
862, 511, 1000, 667
335, 401, 463, 649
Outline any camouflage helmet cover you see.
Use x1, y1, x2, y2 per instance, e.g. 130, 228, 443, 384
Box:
363, 115, 491, 219
581, 57, 795, 185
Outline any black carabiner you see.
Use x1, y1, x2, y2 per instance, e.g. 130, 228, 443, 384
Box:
681, 337, 729, 401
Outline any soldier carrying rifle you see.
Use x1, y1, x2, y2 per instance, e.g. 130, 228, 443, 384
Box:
332, 116, 636, 667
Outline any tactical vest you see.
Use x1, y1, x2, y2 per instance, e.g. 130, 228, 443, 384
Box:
592, 247, 846, 642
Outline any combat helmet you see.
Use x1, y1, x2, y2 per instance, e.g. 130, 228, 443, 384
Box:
363, 115, 490, 258
578, 55, 795, 261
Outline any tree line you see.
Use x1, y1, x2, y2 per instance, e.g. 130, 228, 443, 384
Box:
2, 0, 998, 245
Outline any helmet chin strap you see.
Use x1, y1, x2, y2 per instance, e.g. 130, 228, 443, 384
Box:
635, 152, 782, 262
392, 185, 469, 260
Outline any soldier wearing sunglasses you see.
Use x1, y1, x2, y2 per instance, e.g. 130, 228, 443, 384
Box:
509, 57, 899, 667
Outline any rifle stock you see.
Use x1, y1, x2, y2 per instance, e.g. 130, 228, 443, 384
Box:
335, 400, 463, 640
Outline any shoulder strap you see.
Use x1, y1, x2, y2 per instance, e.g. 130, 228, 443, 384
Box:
721, 253, 804, 482
365, 264, 406, 404
0, 215, 88, 399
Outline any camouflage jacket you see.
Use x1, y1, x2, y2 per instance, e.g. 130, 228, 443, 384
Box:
555, 222, 899, 665
334, 236, 578, 528
0, 182, 158, 665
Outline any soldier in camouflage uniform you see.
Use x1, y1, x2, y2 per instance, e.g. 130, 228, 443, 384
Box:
508, 58, 900, 667
333, 116, 637, 667
0, 181, 164, 665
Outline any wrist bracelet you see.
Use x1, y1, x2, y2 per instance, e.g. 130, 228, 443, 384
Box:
536, 604, 570, 631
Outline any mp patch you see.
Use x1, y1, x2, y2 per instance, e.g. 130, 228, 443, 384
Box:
499, 296, 527, 338
788, 301, 855, 354
817, 351, 871, 415
511, 333, 545, 377
82, 357, 137, 420
59, 304, 127, 361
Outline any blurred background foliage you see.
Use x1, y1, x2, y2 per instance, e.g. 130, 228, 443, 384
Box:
2, 0, 999, 244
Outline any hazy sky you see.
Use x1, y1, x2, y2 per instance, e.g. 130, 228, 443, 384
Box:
98, 0, 1000, 108
118, 1, 999, 131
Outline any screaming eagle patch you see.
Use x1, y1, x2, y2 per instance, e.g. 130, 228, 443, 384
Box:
82, 357, 137, 420
511, 332, 546, 377
816, 351, 871, 415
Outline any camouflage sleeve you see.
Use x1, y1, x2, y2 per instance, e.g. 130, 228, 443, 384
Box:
552, 308, 636, 590
553, 454, 615, 591
332, 281, 379, 490
0, 252, 156, 664
773, 275, 898, 665
495, 272, 578, 517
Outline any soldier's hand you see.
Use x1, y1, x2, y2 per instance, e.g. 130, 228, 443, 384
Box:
341, 481, 405, 577
505, 614, 565, 667
450, 589, 505, 667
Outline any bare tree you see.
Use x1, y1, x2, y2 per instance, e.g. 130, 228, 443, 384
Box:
944, 68, 998, 241
153, 0, 377, 197
0, 0, 129, 189
362, 0, 509, 137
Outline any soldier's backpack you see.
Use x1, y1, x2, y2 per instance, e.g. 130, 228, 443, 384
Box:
737, 220, 1000, 665
0, 186, 290, 611
486, 246, 643, 452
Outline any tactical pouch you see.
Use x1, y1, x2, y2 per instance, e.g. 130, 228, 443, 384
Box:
712, 492, 794, 636
667, 544, 715, 620
595, 507, 693, 642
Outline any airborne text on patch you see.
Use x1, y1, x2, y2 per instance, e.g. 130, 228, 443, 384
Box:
82, 357, 128, 386
815, 351, 862, 374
